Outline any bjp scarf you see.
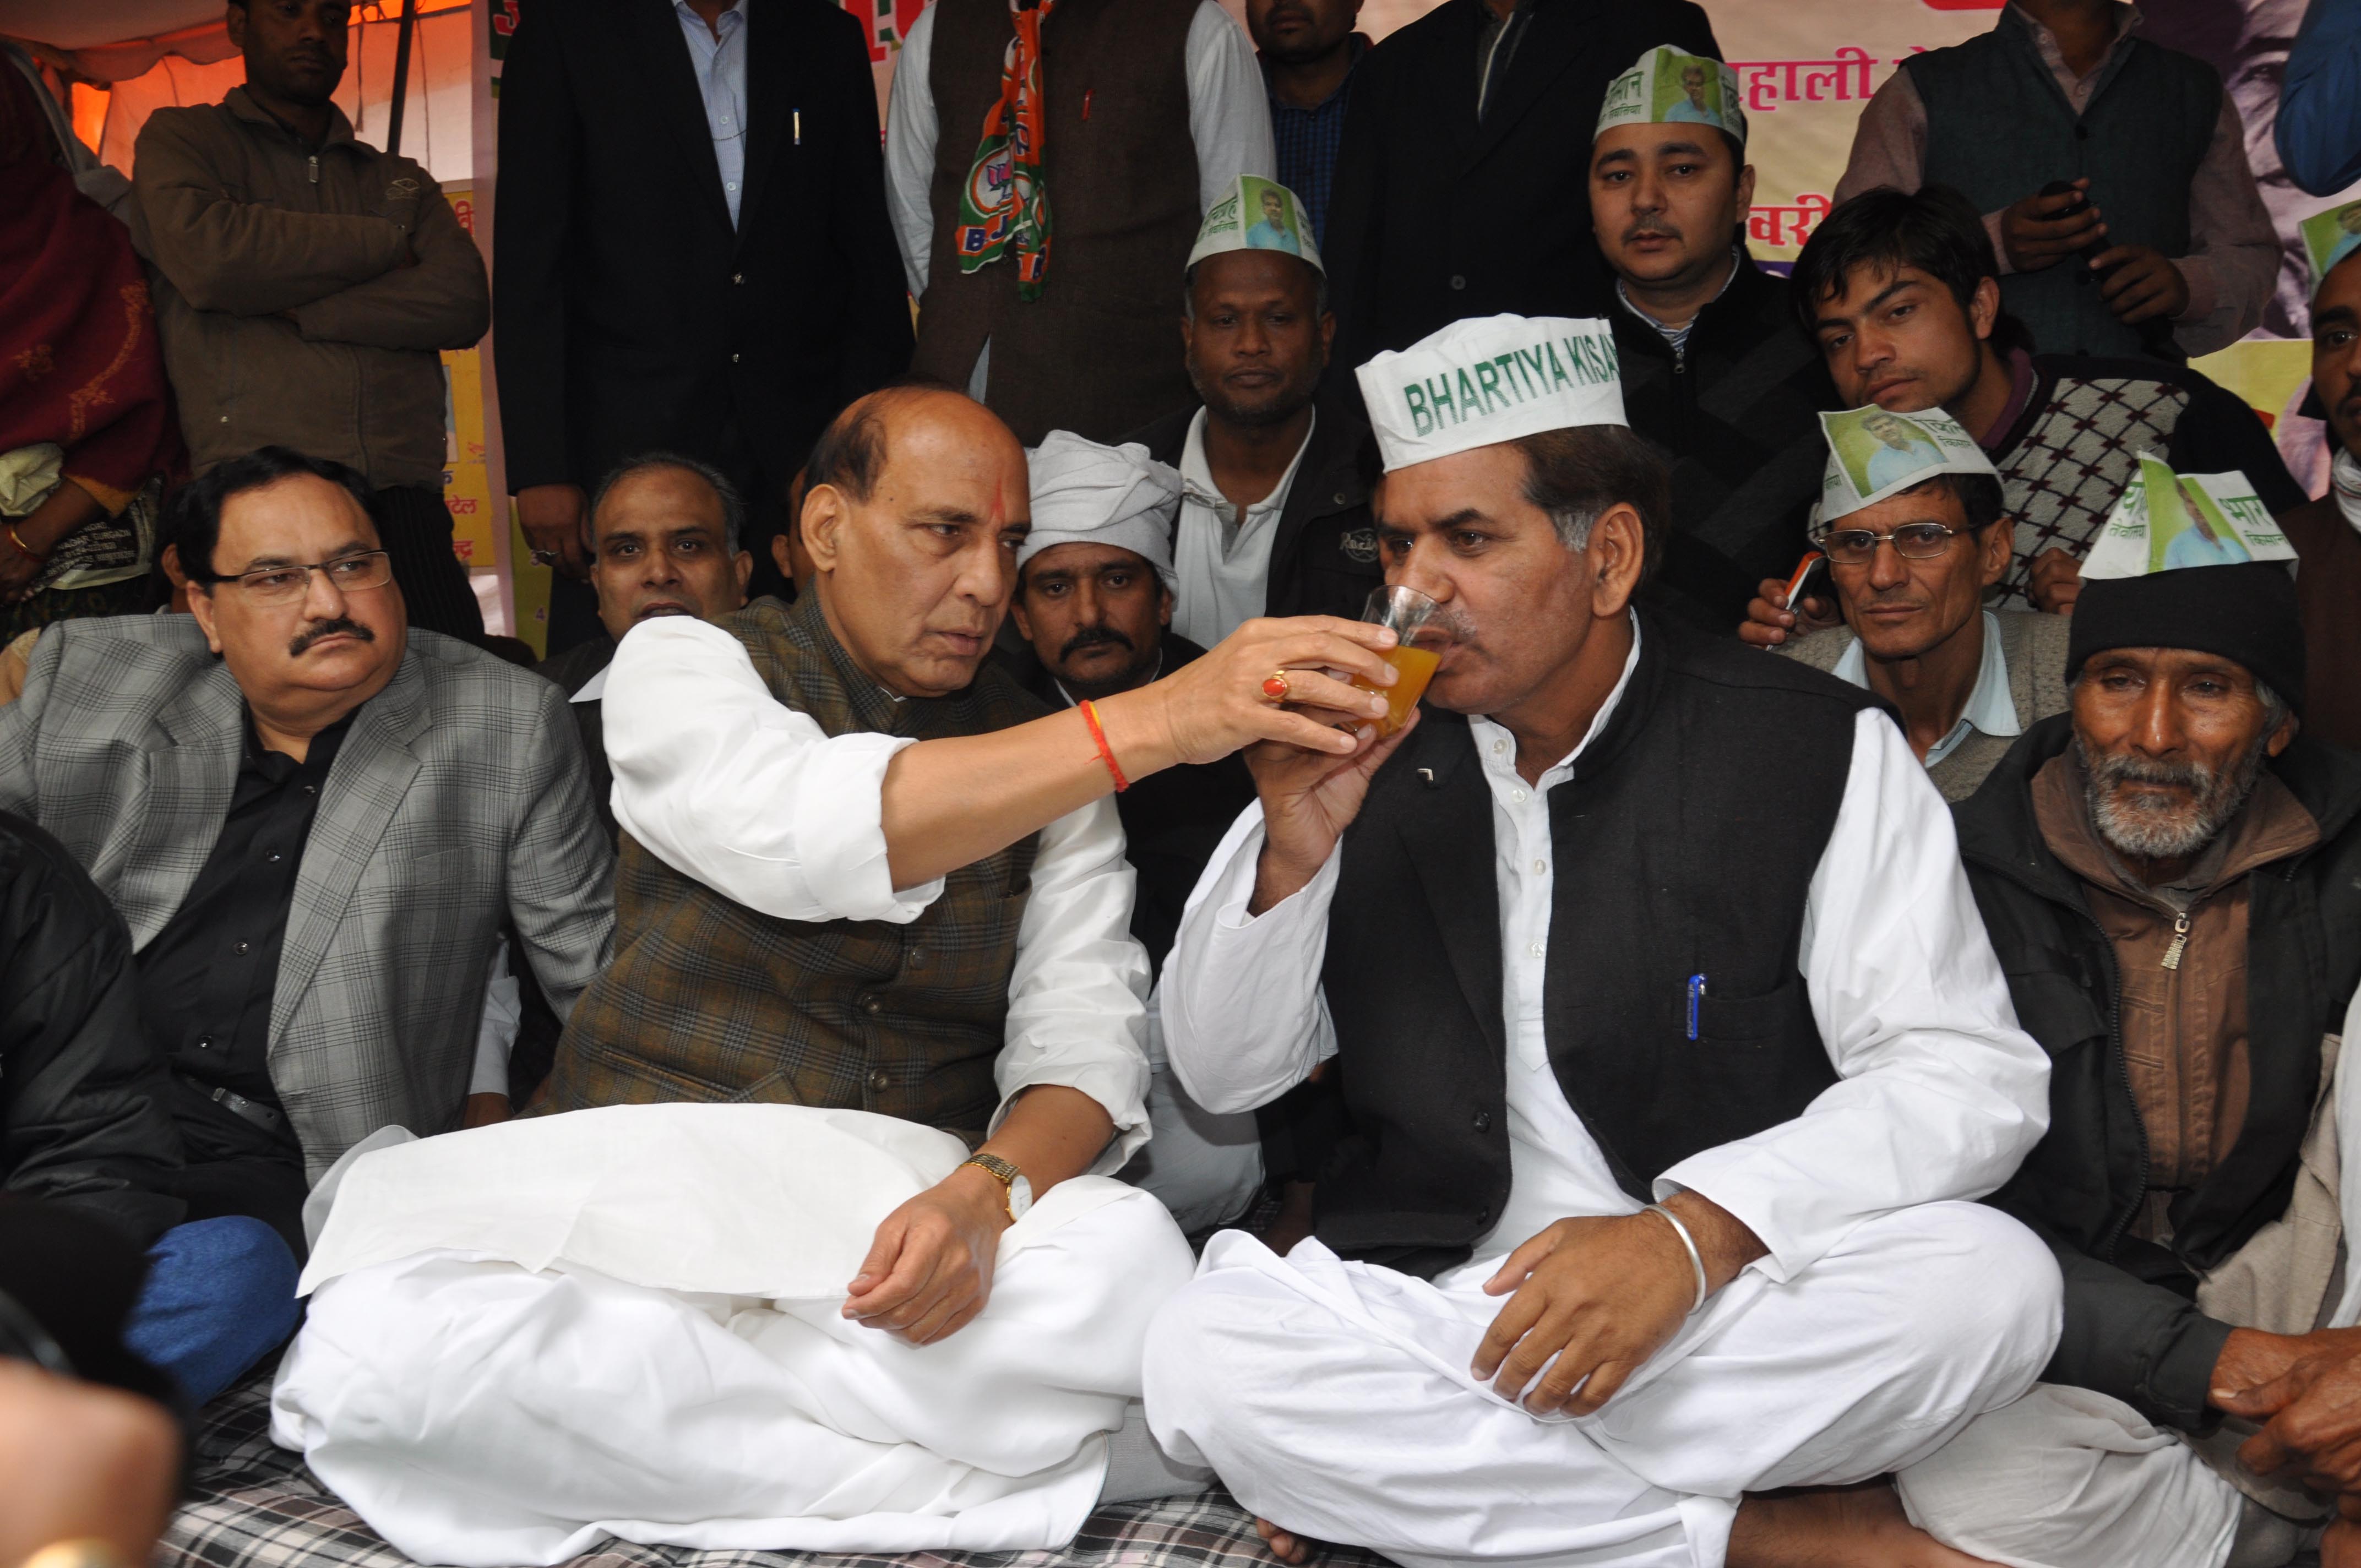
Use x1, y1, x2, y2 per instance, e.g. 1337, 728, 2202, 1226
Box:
953, 0, 1056, 301
0, 64, 182, 518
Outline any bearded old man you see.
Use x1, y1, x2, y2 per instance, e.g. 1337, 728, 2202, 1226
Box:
1883, 559, 2361, 1568
1140, 312, 2063, 1567
268, 385, 1410, 1564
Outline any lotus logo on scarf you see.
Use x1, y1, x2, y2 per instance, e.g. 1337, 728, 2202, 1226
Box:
954, 0, 1057, 298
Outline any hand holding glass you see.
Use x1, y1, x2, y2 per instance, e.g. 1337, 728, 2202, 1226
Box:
1352, 586, 1443, 738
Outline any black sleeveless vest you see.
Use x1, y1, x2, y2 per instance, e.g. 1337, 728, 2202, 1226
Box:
1314, 616, 1881, 1277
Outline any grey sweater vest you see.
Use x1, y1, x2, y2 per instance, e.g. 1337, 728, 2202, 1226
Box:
1905, 14, 2217, 361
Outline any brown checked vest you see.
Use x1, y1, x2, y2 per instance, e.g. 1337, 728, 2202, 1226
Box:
540, 592, 1049, 1143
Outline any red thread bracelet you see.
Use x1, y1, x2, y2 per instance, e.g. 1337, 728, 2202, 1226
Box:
1079, 700, 1129, 792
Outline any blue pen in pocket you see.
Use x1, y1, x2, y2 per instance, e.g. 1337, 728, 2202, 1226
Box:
1687, 974, 1705, 1041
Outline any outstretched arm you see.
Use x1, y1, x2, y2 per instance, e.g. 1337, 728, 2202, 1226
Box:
605, 613, 1401, 918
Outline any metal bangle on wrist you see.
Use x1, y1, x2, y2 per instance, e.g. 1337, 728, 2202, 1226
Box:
1642, 1202, 1711, 1316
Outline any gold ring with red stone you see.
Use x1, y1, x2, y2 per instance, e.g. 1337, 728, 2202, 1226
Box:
1261, 669, 1292, 703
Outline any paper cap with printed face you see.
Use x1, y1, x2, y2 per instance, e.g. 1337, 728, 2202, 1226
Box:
1595, 45, 1747, 146
1187, 175, 1324, 276
2302, 200, 2361, 297
1356, 315, 1625, 472
1017, 431, 1182, 587
1814, 405, 1999, 525
2077, 453, 2296, 582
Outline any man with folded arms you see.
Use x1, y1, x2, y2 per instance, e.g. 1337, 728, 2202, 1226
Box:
1748, 408, 2069, 802
268, 385, 1405, 1564
1143, 313, 2062, 1568
1887, 533, 2361, 1567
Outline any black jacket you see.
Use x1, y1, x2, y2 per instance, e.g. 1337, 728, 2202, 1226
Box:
1956, 716, 2361, 1429
1320, 0, 1718, 384
1613, 257, 1837, 634
0, 813, 184, 1248
1128, 405, 1385, 623
1021, 635, 1256, 977
493, 0, 912, 494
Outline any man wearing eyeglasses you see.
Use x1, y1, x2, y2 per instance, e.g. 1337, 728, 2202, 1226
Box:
1739, 407, 2071, 802
0, 446, 614, 1298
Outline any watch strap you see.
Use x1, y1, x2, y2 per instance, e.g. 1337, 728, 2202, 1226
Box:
960, 1153, 1023, 1216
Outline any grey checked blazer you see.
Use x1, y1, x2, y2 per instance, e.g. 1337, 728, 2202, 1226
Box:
0, 616, 616, 1179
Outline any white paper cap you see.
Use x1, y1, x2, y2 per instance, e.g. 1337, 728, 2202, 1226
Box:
1356, 315, 1626, 472
1018, 431, 1182, 586
2302, 200, 2361, 298
2080, 453, 2297, 580
1814, 405, 2000, 524
1187, 176, 1324, 276
1595, 45, 1747, 146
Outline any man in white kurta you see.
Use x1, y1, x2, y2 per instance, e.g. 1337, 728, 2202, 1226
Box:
1141, 316, 2065, 1568
270, 386, 1418, 1566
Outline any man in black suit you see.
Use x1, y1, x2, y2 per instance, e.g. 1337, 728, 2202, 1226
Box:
1008, 432, 1262, 1233
1321, 0, 1720, 383
496, 0, 912, 653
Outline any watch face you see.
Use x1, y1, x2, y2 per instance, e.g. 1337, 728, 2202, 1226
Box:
1008, 1174, 1034, 1221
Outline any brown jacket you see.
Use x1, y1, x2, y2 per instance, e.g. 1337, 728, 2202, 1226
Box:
130, 89, 488, 489
2032, 748, 2321, 1236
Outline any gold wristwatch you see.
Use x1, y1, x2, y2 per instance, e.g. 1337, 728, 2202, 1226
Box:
960, 1152, 1033, 1221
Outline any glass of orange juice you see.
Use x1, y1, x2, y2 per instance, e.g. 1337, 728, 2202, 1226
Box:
1353, 586, 1443, 738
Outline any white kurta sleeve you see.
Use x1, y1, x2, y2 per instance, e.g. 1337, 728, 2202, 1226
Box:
1159, 801, 1341, 1115
602, 616, 940, 924
884, 4, 939, 298
1658, 710, 2053, 1282
1185, 0, 1276, 211
989, 796, 1155, 1169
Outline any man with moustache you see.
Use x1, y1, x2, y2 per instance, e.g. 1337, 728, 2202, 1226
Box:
130, 0, 489, 639
1868, 554, 2361, 1568
0, 447, 613, 1377
1590, 46, 1835, 632
1145, 313, 2060, 1568
1760, 409, 2069, 802
1754, 185, 2297, 631
537, 455, 756, 846
269, 385, 1405, 1560
1009, 432, 1262, 1229
1248, 0, 1368, 248
1134, 179, 1383, 649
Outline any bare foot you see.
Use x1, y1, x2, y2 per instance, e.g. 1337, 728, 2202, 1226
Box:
1728, 1482, 2000, 1568
1254, 1515, 1318, 1565
1259, 1182, 1318, 1257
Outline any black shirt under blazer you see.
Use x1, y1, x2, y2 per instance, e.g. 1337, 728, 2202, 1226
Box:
1313, 614, 1879, 1278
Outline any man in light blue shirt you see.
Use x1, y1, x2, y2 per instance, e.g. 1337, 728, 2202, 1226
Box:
1860, 411, 1949, 497
676, 0, 748, 226
2162, 510, 2253, 570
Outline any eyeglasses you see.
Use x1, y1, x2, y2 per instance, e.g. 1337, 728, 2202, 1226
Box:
211, 551, 394, 605
1811, 523, 1970, 567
